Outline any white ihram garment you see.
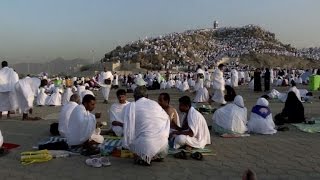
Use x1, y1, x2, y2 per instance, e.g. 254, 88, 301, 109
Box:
62, 88, 73, 105
109, 101, 129, 137
0, 67, 19, 112
15, 77, 40, 113
123, 97, 170, 164
174, 107, 211, 149
99, 71, 113, 101
66, 105, 100, 146
36, 87, 48, 106
213, 95, 247, 134
231, 69, 239, 87
211, 69, 226, 104
46, 87, 62, 106
58, 101, 78, 137
247, 98, 277, 135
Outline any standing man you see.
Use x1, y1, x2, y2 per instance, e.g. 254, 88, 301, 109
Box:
15, 77, 41, 120
113, 72, 119, 89
264, 68, 271, 92
212, 64, 226, 105
254, 68, 262, 92
0, 61, 19, 119
231, 68, 239, 88
99, 67, 113, 104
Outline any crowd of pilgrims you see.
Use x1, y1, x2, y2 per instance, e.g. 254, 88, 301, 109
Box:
104, 25, 320, 69
0, 60, 317, 166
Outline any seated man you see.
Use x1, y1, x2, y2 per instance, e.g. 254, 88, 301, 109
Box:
66, 94, 103, 146
123, 86, 170, 165
158, 93, 180, 128
58, 94, 81, 137
212, 95, 247, 134
109, 89, 130, 136
247, 98, 277, 135
171, 96, 211, 149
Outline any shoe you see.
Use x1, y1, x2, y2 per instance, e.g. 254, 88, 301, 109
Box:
85, 158, 102, 168
99, 157, 111, 166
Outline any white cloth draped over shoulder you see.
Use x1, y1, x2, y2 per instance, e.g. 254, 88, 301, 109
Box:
62, 88, 73, 105
98, 71, 113, 87
174, 107, 211, 149
247, 98, 277, 135
36, 87, 48, 106
46, 87, 62, 106
58, 101, 78, 137
0, 67, 19, 92
231, 69, 239, 87
123, 97, 170, 164
212, 69, 226, 104
66, 104, 97, 146
194, 87, 209, 103
0, 67, 19, 112
212, 69, 225, 90
77, 85, 86, 96
15, 77, 41, 113
109, 101, 129, 137
180, 80, 190, 92
213, 95, 247, 134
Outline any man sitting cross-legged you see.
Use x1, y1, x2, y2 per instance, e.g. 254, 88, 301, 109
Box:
58, 94, 81, 137
66, 94, 103, 147
158, 93, 180, 129
109, 89, 130, 137
171, 96, 211, 149
123, 86, 170, 166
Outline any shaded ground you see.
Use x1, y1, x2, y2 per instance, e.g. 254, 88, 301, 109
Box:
1, 85, 320, 180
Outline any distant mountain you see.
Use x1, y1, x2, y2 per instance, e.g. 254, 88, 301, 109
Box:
12, 58, 91, 75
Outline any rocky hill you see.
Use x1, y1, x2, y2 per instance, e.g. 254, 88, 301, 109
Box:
101, 25, 318, 69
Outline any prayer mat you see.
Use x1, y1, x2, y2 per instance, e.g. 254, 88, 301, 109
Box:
2, 143, 20, 150
38, 136, 67, 146
220, 133, 250, 138
292, 119, 320, 133
100, 138, 122, 155
168, 148, 216, 156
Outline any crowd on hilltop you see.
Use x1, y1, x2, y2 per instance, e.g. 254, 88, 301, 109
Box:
103, 25, 320, 69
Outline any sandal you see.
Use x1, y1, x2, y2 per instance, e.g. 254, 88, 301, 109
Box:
191, 152, 203, 161
134, 157, 151, 166
173, 150, 188, 160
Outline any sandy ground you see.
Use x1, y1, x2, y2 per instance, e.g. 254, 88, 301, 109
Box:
1, 84, 320, 180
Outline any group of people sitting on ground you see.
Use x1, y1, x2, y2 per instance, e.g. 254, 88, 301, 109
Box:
55, 85, 212, 165
213, 87, 306, 135
56, 79, 306, 166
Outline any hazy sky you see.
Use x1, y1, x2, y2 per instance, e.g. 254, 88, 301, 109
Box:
1, 0, 319, 63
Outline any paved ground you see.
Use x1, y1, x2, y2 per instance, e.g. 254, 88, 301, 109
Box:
1, 85, 320, 180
